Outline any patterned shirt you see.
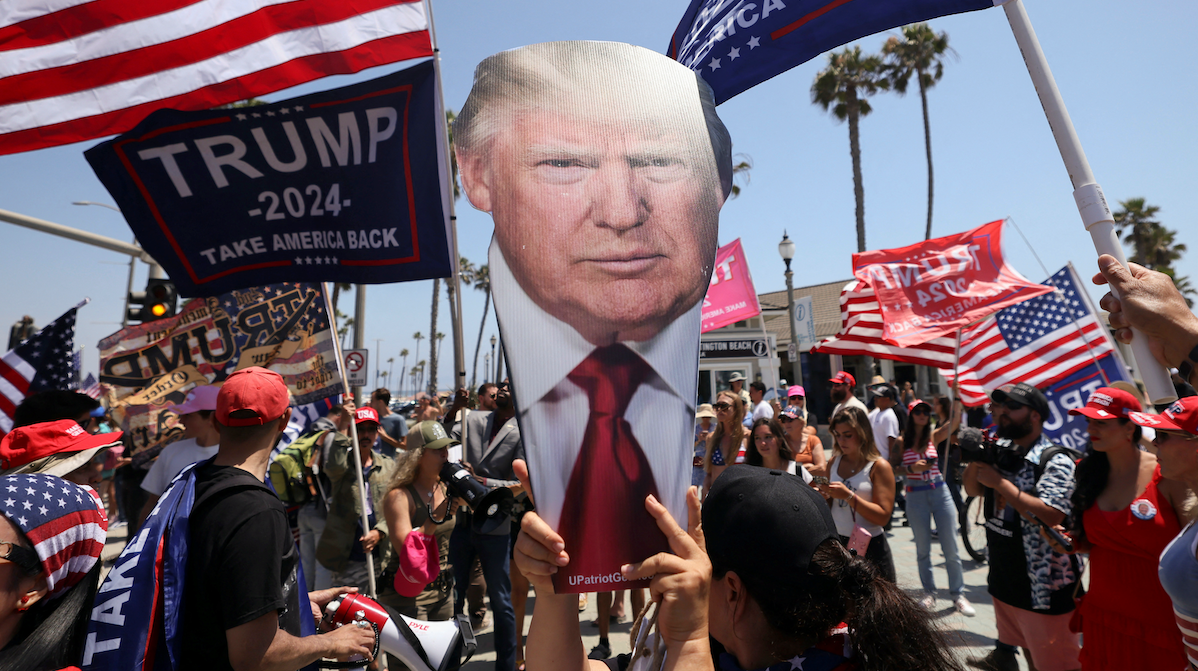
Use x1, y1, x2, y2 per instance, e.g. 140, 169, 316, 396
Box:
1003, 434, 1079, 610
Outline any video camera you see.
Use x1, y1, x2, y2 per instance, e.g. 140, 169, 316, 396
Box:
439, 461, 514, 534
956, 427, 1026, 472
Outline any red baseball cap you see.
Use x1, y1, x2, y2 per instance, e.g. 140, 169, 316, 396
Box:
0, 419, 123, 474
1128, 396, 1198, 435
354, 407, 380, 426
908, 399, 932, 413
1068, 387, 1142, 420
217, 367, 290, 426
829, 372, 855, 387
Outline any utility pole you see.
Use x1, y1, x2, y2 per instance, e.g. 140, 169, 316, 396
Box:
352, 284, 366, 402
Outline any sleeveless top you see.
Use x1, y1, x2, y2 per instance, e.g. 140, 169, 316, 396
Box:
395, 484, 455, 587
829, 455, 882, 538
901, 440, 942, 482
1080, 465, 1187, 667
1160, 520, 1198, 670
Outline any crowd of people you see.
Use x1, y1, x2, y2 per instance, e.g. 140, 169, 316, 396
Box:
0, 256, 1195, 671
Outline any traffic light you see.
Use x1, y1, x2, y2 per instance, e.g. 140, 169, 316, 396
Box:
128, 278, 178, 323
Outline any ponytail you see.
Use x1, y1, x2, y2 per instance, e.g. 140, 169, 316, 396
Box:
727, 540, 964, 671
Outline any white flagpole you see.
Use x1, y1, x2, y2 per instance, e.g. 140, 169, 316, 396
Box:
424, 0, 467, 397
1000, 0, 1174, 404
324, 283, 376, 598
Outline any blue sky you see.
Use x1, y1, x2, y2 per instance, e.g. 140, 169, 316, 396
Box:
2, 0, 1195, 394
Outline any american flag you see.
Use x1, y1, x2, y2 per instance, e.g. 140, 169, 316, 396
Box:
0, 304, 83, 434
813, 278, 960, 369
0, 0, 432, 155
0, 473, 107, 597
942, 265, 1116, 406
80, 373, 103, 400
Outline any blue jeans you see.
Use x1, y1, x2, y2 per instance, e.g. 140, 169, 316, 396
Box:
905, 483, 964, 597
450, 513, 515, 671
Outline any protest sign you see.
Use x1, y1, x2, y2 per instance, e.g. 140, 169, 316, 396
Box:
702, 239, 761, 333
98, 282, 342, 452
853, 220, 1053, 347
458, 42, 731, 593
85, 63, 451, 296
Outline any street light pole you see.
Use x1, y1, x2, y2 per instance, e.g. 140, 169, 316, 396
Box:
778, 232, 803, 391
490, 334, 497, 383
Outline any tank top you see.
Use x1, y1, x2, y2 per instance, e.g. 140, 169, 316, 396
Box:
901, 440, 942, 482
829, 455, 882, 538
1159, 520, 1198, 670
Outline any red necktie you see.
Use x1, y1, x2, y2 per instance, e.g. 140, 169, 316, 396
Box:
554, 344, 667, 592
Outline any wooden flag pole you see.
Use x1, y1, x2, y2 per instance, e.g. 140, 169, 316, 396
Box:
1000, 0, 1174, 404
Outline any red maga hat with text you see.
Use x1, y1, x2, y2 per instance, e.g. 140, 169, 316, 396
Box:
0, 419, 122, 473
354, 407, 380, 425
1069, 387, 1142, 420
1129, 396, 1198, 435
217, 367, 290, 426
829, 371, 855, 387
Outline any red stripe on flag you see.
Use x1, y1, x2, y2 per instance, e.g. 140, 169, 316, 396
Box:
0, 30, 432, 154
0, 358, 31, 396
771, 0, 857, 40
0, 0, 204, 51
0, 0, 415, 105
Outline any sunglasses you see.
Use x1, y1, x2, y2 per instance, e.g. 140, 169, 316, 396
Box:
713, 402, 732, 411
0, 540, 40, 576
779, 417, 795, 423
1000, 400, 1028, 412
911, 407, 930, 415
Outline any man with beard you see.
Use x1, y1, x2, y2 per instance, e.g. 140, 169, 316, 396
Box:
448, 381, 525, 671
829, 371, 866, 418
963, 383, 1081, 671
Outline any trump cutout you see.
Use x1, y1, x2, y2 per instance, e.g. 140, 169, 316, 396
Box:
455, 41, 732, 592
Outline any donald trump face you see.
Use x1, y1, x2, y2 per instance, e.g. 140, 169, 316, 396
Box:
455, 42, 732, 346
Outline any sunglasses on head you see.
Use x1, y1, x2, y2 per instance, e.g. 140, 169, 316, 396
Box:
713, 402, 732, 411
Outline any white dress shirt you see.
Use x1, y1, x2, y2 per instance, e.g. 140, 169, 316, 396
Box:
490, 241, 695, 531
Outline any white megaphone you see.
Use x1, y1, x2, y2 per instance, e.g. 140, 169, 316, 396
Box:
320, 594, 475, 671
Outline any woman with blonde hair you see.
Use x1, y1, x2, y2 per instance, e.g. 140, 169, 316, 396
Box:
704, 390, 746, 494
379, 422, 455, 667
815, 405, 897, 582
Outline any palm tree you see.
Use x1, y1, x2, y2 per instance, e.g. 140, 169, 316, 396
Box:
1114, 198, 1196, 307
883, 23, 953, 240
413, 361, 426, 395
398, 348, 409, 398
428, 279, 440, 393
432, 333, 446, 392
470, 264, 492, 388
729, 154, 753, 199
412, 332, 424, 380
812, 46, 889, 252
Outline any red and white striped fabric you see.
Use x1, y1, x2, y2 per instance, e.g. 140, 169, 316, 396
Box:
0, 0, 432, 155
1175, 608, 1198, 670
0, 473, 107, 597
812, 278, 961, 368
940, 265, 1114, 406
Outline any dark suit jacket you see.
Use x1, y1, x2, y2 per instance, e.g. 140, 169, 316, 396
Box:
452, 410, 524, 481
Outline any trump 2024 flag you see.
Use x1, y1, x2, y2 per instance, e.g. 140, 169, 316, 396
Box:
85, 65, 451, 297
669, 0, 997, 103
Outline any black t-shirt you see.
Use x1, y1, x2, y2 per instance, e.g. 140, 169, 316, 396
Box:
180, 464, 304, 671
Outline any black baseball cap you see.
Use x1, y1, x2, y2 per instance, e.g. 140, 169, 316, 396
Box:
991, 382, 1050, 419
703, 466, 839, 580
869, 384, 896, 400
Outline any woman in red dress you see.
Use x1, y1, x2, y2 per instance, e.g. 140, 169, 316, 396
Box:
1053, 387, 1192, 670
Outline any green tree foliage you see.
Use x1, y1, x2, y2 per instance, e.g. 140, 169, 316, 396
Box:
1113, 198, 1195, 307
812, 47, 889, 252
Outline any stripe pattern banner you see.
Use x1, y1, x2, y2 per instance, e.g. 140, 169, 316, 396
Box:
812, 278, 959, 368
0, 0, 432, 155
942, 265, 1116, 406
